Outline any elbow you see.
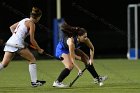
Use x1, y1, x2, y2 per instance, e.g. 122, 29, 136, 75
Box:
30, 39, 35, 45
93, 47, 94, 52
10, 25, 14, 30
90, 46, 94, 52
9, 25, 12, 29
10, 26, 14, 32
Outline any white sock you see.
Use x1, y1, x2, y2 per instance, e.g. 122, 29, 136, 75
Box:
0, 63, 4, 70
29, 64, 37, 83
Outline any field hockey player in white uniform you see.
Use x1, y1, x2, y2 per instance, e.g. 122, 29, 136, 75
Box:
0, 7, 46, 87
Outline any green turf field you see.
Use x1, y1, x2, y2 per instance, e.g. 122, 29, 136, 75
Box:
0, 59, 140, 93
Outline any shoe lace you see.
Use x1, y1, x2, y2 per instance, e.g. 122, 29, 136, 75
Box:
58, 82, 64, 85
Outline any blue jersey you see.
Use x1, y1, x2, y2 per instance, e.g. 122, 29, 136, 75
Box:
55, 33, 80, 59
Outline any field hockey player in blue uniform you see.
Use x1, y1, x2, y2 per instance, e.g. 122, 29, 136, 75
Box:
52, 21, 107, 87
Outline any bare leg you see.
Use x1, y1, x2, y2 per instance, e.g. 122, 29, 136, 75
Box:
18, 48, 46, 87
18, 48, 37, 83
56, 54, 73, 82
53, 53, 73, 87
0, 52, 15, 69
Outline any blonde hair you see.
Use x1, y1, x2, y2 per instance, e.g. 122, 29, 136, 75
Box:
30, 7, 42, 19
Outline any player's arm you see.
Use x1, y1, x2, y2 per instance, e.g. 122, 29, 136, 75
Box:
28, 21, 43, 53
67, 37, 81, 71
84, 38, 94, 64
9, 22, 19, 34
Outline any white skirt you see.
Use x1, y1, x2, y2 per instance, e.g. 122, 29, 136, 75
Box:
4, 45, 20, 52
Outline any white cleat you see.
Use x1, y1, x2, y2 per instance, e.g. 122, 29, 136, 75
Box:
31, 80, 46, 87
99, 76, 108, 82
53, 81, 68, 88
94, 76, 108, 86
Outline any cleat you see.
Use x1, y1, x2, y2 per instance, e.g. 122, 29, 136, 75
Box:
31, 82, 38, 87
94, 76, 108, 86
31, 80, 46, 87
99, 76, 108, 82
53, 81, 68, 88
94, 78, 99, 84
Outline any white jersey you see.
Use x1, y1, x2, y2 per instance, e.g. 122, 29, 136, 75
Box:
4, 18, 30, 52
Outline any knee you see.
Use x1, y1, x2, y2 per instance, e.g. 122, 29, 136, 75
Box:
66, 64, 74, 70
29, 57, 36, 64
81, 56, 89, 64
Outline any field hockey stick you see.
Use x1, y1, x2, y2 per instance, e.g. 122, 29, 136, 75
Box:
42, 51, 63, 60
69, 67, 87, 87
29, 44, 63, 61
0, 41, 63, 60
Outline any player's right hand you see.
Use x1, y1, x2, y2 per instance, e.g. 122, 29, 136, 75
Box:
38, 48, 44, 54
78, 70, 83, 76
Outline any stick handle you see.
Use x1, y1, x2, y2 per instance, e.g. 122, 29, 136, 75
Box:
30, 44, 63, 60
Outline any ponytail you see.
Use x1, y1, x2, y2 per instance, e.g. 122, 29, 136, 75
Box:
60, 21, 79, 37
30, 7, 42, 19
60, 21, 87, 37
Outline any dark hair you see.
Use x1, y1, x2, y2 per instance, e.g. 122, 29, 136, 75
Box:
60, 21, 87, 37
30, 7, 42, 19
77, 28, 87, 36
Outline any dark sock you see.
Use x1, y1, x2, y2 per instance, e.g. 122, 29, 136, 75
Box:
57, 68, 70, 82
86, 64, 99, 79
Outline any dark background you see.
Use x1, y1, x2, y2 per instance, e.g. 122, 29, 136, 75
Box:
0, 0, 139, 59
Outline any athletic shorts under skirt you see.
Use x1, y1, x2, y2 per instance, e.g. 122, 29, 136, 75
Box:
55, 42, 69, 59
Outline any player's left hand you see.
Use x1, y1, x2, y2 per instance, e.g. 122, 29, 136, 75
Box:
38, 48, 44, 54
89, 59, 93, 65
